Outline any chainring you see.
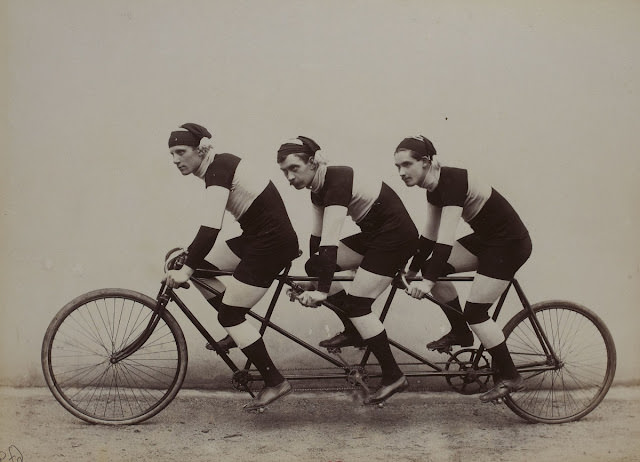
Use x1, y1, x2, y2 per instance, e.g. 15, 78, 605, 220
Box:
445, 348, 493, 395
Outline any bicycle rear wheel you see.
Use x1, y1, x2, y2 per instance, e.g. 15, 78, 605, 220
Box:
41, 288, 188, 425
502, 300, 616, 424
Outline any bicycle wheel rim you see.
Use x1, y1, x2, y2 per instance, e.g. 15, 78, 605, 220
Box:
43, 289, 187, 425
504, 301, 616, 423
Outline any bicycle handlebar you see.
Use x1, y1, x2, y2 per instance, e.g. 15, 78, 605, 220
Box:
398, 272, 411, 291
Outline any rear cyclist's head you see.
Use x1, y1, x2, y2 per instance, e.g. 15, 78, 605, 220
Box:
277, 136, 325, 190
168, 123, 213, 176
393, 135, 439, 187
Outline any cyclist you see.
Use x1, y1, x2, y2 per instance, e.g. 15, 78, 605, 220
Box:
277, 136, 418, 405
393, 135, 532, 402
163, 123, 299, 411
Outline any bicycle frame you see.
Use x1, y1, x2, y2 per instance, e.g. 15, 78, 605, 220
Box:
120, 262, 562, 391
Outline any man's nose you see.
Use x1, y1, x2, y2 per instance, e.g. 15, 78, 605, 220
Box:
287, 171, 296, 181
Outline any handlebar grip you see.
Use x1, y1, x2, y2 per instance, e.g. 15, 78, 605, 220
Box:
399, 272, 410, 290
164, 248, 188, 271
392, 272, 411, 290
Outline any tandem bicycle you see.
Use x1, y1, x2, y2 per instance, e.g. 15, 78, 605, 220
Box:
41, 252, 616, 425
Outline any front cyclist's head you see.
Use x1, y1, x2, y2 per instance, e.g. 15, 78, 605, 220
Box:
393, 135, 437, 187
168, 123, 213, 176
277, 136, 324, 190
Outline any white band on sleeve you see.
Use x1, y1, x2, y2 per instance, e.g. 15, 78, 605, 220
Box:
202, 185, 229, 229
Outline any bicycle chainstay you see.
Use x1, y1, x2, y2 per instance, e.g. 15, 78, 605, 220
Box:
233, 364, 372, 392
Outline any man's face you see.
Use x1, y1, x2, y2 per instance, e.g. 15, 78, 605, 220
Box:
278, 154, 317, 189
169, 145, 202, 176
394, 150, 428, 187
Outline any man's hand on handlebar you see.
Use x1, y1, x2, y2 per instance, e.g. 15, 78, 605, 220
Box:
162, 266, 194, 289
392, 269, 417, 289
296, 290, 328, 308
298, 290, 328, 307
406, 278, 435, 299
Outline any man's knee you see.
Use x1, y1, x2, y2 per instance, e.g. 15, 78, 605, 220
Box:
344, 294, 374, 318
217, 303, 250, 327
431, 280, 457, 302
420, 260, 455, 277
305, 254, 342, 276
463, 301, 492, 325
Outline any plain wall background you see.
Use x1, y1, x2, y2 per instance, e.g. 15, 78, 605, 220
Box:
1, 0, 638, 388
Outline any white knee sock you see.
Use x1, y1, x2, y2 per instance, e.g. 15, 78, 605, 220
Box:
468, 319, 505, 350
224, 321, 261, 349
350, 313, 385, 340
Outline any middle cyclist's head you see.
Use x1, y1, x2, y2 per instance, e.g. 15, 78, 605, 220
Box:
277, 136, 324, 190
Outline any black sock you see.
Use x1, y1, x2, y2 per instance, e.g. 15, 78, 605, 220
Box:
241, 338, 284, 387
365, 331, 403, 385
441, 297, 470, 335
488, 342, 519, 380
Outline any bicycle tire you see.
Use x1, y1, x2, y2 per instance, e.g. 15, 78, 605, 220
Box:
41, 288, 188, 425
502, 300, 616, 424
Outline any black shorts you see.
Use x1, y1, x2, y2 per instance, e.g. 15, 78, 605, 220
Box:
218, 181, 299, 288
457, 233, 532, 281
341, 183, 418, 277
226, 234, 298, 288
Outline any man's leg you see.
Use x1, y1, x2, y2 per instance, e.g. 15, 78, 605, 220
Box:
313, 241, 365, 348
345, 267, 408, 404
462, 274, 523, 402
426, 241, 479, 351
197, 241, 241, 352
218, 276, 291, 410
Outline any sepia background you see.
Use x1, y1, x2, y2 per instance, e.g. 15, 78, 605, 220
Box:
1, 0, 638, 390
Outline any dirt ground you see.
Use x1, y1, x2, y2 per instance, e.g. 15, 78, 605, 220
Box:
1, 385, 639, 462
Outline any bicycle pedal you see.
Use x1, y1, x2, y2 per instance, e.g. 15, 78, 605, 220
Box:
327, 347, 342, 354
205, 343, 231, 355
243, 405, 267, 413
437, 346, 454, 354
427, 344, 454, 354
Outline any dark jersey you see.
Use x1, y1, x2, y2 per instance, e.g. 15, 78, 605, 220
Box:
419, 166, 529, 281
427, 166, 529, 242
203, 153, 269, 222
310, 165, 381, 224
185, 153, 296, 269
309, 165, 417, 289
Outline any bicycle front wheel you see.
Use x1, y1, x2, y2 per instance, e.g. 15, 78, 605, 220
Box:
503, 300, 616, 424
42, 288, 188, 425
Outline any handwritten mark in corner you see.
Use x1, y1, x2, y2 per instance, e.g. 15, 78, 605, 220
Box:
0, 444, 23, 462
